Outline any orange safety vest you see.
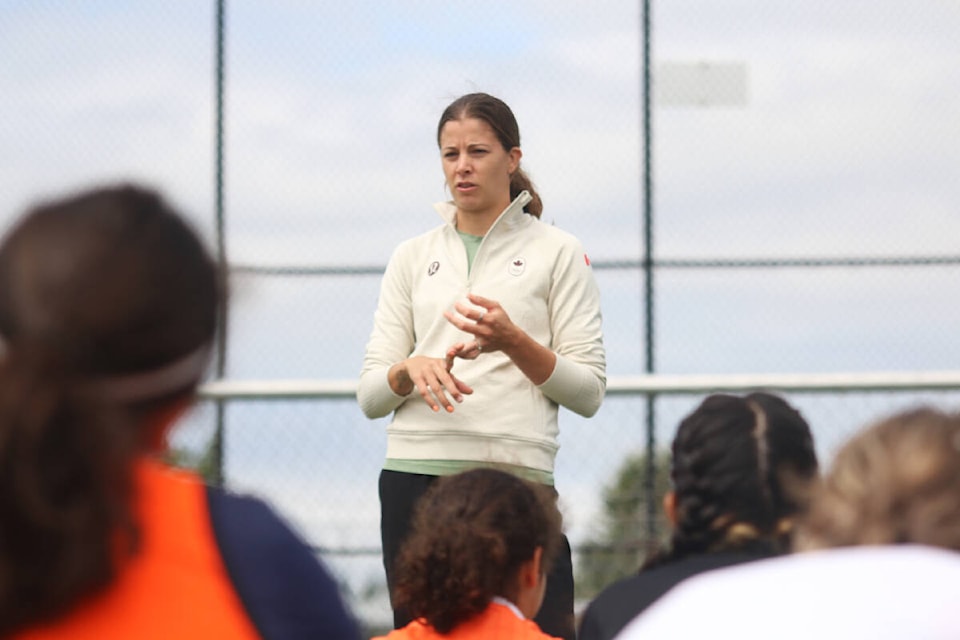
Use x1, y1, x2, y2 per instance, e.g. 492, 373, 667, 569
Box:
16, 460, 262, 640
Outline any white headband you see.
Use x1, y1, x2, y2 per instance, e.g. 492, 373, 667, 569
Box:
0, 334, 213, 403
90, 343, 214, 403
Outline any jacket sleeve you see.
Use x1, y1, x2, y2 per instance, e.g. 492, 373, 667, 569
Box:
357, 243, 415, 419
537, 235, 606, 417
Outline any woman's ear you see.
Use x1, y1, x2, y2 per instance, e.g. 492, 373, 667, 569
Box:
663, 490, 678, 527
508, 147, 522, 174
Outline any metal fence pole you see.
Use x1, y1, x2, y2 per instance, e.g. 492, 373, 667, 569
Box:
640, 0, 658, 544
212, 0, 228, 487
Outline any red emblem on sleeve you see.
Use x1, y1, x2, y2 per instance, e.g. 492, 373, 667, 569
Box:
584, 254, 591, 266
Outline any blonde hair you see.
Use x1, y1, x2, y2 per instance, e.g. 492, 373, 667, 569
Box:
796, 407, 960, 551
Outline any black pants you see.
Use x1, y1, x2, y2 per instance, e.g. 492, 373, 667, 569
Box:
379, 469, 576, 640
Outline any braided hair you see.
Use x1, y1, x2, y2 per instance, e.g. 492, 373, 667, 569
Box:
646, 392, 818, 568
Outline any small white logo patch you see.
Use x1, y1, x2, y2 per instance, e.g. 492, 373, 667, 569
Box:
508, 257, 526, 276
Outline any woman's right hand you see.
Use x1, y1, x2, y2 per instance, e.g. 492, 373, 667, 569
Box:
388, 355, 473, 413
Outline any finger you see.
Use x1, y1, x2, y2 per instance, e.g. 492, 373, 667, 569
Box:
451, 301, 485, 323
449, 350, 477, 362
411, 365, 455, 412
433, 369, 464, 407
466, 292, 496, 310
452, 376, 474, 395
415, 382, 441, 412
445, 343, 464, 368
424, 379, 456, 412
443, 309, 470, 332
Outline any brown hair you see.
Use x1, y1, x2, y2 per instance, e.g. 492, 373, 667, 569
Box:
647, 392, 819, 568
0, 184, 219, 634
392, 468, 563, 633
436, 92, 543, 218
796, 407, 960, 551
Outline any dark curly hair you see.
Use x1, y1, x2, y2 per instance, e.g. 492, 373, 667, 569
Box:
645, 392, 819, 568
392, 468, 563, 633
437, 92, 543, 218
0, 184, 219, 635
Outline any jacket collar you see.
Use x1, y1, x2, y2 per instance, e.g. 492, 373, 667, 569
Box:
433, 190, 534, 232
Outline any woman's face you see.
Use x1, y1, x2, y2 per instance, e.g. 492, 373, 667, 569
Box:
439, 117, 521, 220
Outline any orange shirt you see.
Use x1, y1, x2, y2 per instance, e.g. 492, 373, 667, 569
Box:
16, 461, 262, 640
373, 601, 560, 640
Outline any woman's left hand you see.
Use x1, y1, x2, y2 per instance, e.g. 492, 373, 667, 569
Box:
443, 293, 519, 357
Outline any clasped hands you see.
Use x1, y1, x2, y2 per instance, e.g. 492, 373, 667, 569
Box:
396, 293, 518, 413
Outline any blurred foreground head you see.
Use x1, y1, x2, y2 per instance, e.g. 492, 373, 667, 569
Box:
0, 184, 217, 394
0, 184, 218, 633
796, 406, 960, 551
662, 392, 819, 562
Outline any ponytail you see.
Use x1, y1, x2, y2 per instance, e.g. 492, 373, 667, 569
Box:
510, 168, 543, 218
0, 184, 218, 634
0, 346, 139, 635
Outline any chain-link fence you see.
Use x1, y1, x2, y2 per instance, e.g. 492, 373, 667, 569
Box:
172, 385, 960, 632
3, 1, 959, 635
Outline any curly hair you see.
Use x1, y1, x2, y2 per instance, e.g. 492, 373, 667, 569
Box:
0, 184, 219, 635
647, 392, 819, 568
796, 407, 960, 551
391, 468, 563, 633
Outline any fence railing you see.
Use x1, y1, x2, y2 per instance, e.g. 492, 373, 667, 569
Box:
199, 370, 960, 400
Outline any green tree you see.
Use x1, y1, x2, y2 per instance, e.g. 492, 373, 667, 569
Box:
165, 438, 220, 484
575, 450, 672, 600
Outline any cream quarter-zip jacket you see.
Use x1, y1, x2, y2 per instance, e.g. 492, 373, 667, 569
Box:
358, 192, 606, 474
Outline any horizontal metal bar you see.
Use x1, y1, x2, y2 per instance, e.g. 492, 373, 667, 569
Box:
227, 255, 960, 277
198, 371, 960, 400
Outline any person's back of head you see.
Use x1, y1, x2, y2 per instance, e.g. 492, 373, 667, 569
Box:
796, 406, 960, 551
660, 392, 819, 564
0, 184, 219, 634
610, 406, 960, 640
392, 467, 563, 633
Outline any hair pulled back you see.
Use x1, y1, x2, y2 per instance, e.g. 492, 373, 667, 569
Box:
392, 468, 562, 633
0, 184, 219, 634
796, 407, 960, 551
437, 92, 543, 218
650, 392, 818, 567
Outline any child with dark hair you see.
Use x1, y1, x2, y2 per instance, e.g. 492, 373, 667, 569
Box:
373, 467, 565, 639
0, 185, 359, 639
579, 392, 819, 640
